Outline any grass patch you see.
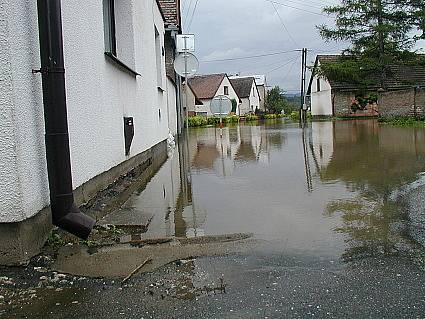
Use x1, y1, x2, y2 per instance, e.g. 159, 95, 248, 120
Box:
378, 116, 425, 127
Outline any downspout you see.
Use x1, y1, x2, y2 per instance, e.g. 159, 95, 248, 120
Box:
35, 0, 95, 239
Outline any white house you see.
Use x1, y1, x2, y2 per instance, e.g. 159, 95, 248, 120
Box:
0, 0, 180, 265
231, 75, 267, 111
187, 74, 240, 116
229, 77, 261, 115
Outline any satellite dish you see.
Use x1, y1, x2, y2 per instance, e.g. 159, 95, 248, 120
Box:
210, 95, 232, 116
174, 52, 199, 78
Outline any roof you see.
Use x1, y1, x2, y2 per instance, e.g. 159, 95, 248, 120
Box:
156, 0, 181, 29
230, 77, 257, 99
188, 74, 226, 99
308, 54, 425, 93
184, 83, 203, 105
230, 75, 266, 86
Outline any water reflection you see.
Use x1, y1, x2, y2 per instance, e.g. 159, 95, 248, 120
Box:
314, 120, 425, 261
113, 120, 425, 261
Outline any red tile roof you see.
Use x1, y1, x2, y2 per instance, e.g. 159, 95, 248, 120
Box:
156, 0, 181, 28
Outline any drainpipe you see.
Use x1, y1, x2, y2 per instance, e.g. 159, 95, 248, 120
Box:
35, 0, 95, 239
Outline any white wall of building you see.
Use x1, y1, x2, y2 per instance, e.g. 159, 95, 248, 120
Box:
237, 82, 260, 115
0, 0, 171, 223
310, 75, 333, 116
166, 78, 178, 135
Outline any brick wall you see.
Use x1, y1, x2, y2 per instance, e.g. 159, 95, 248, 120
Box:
379, 89, 425, 118
333, 91, 355, 116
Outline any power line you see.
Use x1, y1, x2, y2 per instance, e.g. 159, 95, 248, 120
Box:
183, 0, 194, 27
201, 49, 299, 63
265, 0, 330, 17
186, 0, 200, 32
265, 56, 299, 74
269, 0, 299, 47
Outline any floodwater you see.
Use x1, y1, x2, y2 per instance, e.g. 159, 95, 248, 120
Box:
5, 119, 425, 319
111, 119, 425, 261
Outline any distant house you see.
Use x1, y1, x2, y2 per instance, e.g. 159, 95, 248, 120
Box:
230, 75, 267, 111
187, 74, 240, 116
229, 77, 261, 115
307, 55, 425, 117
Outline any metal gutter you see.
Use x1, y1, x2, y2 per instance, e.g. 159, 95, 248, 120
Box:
36, 0, 95, 239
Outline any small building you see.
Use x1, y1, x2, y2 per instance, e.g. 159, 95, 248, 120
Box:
307, 55, 425, 117
0, 0, 180, 265
229, 77, 261, 115
230, 75, 267, 111
187, 74, 240, 116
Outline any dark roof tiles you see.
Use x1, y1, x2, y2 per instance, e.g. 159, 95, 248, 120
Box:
229, 77, 256, 98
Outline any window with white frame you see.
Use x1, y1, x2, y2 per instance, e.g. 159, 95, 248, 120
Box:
103, 0, 138, 76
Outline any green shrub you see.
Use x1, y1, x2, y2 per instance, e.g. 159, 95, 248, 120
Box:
186, 116, 208, 127
379, 116, 425, 127
289, 111, 300, 121
245, 115, 259, 121
263, 114, 277, 119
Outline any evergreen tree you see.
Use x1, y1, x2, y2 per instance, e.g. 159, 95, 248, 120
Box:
318, 0, 424, 88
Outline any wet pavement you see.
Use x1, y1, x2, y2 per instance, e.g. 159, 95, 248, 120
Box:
2, 119, 425, 318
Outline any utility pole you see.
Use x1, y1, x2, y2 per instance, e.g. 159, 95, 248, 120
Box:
299, 48, 308, 125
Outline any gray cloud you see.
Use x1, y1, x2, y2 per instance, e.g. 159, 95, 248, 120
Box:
182, 0, 345, 93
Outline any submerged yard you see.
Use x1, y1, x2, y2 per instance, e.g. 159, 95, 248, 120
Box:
3, 119, 425, 318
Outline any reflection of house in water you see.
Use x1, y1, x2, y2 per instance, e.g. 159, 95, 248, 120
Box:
309, 122, 335, 171
317, 120, 425, 261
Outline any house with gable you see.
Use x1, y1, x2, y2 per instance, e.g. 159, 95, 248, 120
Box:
230, 75, 267, 111
308, 54, 425, 118
187, 74, 241, 116
229, 76, 261, 115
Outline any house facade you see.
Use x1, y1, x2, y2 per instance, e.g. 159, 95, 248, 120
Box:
0, 0, 178, 265
157, 0, 183, 135
229, 77, 261, 115
188, 74, 240, 116
308, 55, 425, 117
231, 75, 267, 111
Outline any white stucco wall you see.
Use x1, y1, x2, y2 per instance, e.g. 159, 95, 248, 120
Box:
166, 78, 178, 135
0, 0, 171, 223
310, 75, 333, 116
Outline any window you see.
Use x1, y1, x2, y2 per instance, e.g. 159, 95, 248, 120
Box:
224, 86, 229, 95
155, 26, 163, 88
103, 0, 139, 76
103, 0, 116, 55
253, 87, 256, 97
317, 77, 321, 92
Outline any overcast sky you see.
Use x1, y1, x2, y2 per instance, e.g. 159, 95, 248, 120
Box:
180, 0, 344, 94
181, 0, 424, 94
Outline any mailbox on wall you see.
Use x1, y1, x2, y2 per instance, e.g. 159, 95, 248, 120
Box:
124, 117, 134, 156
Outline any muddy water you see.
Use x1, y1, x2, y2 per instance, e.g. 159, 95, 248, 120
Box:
104, 119, 425, 261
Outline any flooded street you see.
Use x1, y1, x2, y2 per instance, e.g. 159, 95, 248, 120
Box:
4, 119, 425, 318
118, 119, 425, 260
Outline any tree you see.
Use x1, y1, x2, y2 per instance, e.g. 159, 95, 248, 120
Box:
266, 86, 291, 114
318, 0, 425, 88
